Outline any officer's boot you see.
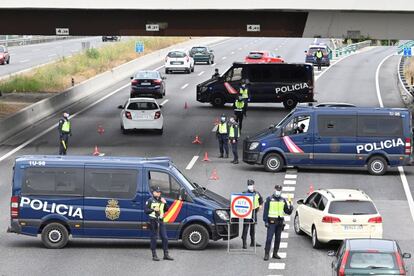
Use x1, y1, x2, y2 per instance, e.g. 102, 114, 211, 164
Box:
152, 251, 160, 261
250, 239, 261, 247
264, 252, 270, 261
225, 153, 229, 158
242, 239, 247, 249
272, 250, 281, 259
163, 251, 174, 261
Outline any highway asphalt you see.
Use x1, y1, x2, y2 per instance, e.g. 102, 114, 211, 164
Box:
0, 37, 413, 276
0, 36, 114, 78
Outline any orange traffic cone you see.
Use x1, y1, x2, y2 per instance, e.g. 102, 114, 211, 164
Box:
209, 169, 219, 180
192, 135, 202, 144
97, 125, 105, 135
184, 102, 188, 109
203, 152, 210, 161
307, 184, 314, 195
93, 146, 101, 156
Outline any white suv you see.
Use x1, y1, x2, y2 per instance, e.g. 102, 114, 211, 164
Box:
165, 49, 194, 74
294, 189, 383, 249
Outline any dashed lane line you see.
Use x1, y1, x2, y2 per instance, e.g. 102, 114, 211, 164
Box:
181, 83, 189, 89
159, 99, 169, 106
269, 263, 286, 270
185, 156, 199, 170
19, 59, 30, 63
284, 174, 297, 179
222, 56, 227, 60
231, 51, 235, 55
198, 71, 205, 76
283, 180, 296, 185
282, 186, 295, 192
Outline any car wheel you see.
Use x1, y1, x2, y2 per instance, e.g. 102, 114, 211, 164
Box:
165, 69, 169, 74
367, 156, 387, 175
191, 65, 194, 72
207, 59, 210, 65
294, 213, 305, 235
157, 128, 164, 135
263, 153, 284, 172
211, 94, 225, 107
186, 68, 191, 74
41, 222, 69, 249
7, 57, 10, 64
311, 227, 322, 249
182, 224, 209, 250
211, 59, 214, 64
283, 97, 298, 110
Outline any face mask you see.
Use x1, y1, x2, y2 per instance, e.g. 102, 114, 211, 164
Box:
247, 185, 254, 192
229, 119, 235, 124
274, 190, 281, 197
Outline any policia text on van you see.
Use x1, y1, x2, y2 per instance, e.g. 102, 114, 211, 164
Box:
8, 156, 238, 249
196, 62, 315, 110
243, 104, 413, 175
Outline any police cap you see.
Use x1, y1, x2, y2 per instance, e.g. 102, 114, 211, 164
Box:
247, 179, 255, 186
274, 185, 282, 191
152, 186, 162, 193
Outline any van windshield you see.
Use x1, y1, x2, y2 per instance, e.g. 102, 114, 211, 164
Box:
275, 111, 294, 128
171, 166, 196, 191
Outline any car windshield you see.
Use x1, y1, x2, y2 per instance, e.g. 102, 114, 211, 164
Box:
192, 47, 207, 53
171, 166, 196, 191
135, 71, 159, 79
248, 52, 264, 59
127, 102, 158, 110
168, 51, 186, 58
348, 252, 397, 269
328, 200, 377, 215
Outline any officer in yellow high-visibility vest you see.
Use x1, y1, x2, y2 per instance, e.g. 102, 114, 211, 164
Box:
228, 116, 240, 164
145, 186, 174, 261
263, 185, 293, 261
241, 179, 263, 249
58, 112, 72, 155
239, 80, 249, 115
216, 114, 229, 158
233, 96, 245, 130
314, 48, 323, 71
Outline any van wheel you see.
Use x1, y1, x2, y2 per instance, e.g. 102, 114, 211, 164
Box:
294, 213, 305, 235
263, 153, 284, 172
283, 98, 298, 110
41, 223, 69, 249
211, 94, 225, 107
367, 156, 387, 175
182, 224, 209, 250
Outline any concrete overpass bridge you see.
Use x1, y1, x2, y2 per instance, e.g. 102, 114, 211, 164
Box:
0, 0, 413, 39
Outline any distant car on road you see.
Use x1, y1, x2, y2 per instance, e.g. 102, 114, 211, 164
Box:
328, 239, 411, 276
190, 46, 215, 64
294, 189, 383, 249
305, 44, 331, 67
165, 49, 194, 74
102, 36, 121, 42
0, 45, 10, 65
245, 51, 284, 63
130, 70, 166, 99
118, 98, 164, 134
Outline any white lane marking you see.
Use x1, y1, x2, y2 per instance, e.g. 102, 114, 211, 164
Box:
285, 174, 297, 179
48, 54, 57, 57
283, 180, 296, 185
186, 156, 199, 170
210, 63, 216, 67
313, 37, 318, 43
212, 125, 218, 132
222, 56, 227, 60
284, 216, 291, 222
198, 71, 205, 76
181, 83, 189, 89
375, 53, 414, 223
231, 51, 235, 55
281, 232, 289, 239
19, 59, 29, 63
282, 186, 295, 192
269, 263, 285, 270
286, 168, 297, 173
278, 252, 287, 259
284, 224, 290, 230
160, 99, 169, 106
280, 242, 288, 248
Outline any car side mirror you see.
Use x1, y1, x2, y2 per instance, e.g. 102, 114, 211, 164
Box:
130, 76, 133, 80
297, 199, 304, 205
159, 105, 163, 108
403, 253, 411, 259
327, 250, 336, 257
117, 105, 124, 109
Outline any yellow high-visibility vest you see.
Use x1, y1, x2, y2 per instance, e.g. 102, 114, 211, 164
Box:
268, 201, 285, 218
253, 194, 260, 209
61, 121, 71, 133
218, 123, 228, 134
316, 51, 323, 58
240, 88, 249, 99
234, 100, 245, 111
149, 202, 165, 218
229, 125, 239, 138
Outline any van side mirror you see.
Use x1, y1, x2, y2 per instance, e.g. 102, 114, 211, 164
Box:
179, 187, 187, 201
297, 199, 304, 205
130, 76, 133, 80
327, 250, 336, 257
403, 253, 411, 259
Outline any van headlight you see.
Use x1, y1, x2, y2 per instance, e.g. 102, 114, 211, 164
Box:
215, 210, 229, 221
249, 142, 260, 150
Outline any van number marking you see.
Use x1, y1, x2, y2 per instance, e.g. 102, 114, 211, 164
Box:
20, 196, 83, 219
356, 138, 404, 154
29, 161, 46, 166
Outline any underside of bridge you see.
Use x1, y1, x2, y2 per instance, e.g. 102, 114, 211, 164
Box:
0, 9, 413, 39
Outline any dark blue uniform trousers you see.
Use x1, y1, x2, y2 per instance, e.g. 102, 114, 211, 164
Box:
264, 221, 284, 254
218, 134, 229, 156
150, 219, 168, 252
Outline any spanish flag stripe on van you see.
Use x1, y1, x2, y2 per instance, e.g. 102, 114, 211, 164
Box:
224, 82, 238, 94
163, 200, 183, 223
283, 136, 304, 153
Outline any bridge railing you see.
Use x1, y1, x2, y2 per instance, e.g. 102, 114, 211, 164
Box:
334, 40, 372, 58
0, 36, 73, 47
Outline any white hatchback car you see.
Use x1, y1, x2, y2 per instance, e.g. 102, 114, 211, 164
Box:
294, 189, 383, 249
118, 98, 164, 134
165, 49, 194, 74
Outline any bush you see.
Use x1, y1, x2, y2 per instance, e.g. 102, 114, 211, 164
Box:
86, 48, 100, 59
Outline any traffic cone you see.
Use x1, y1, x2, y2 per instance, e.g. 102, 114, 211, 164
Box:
97, 125, 105, 135
209, 169, 219, 180
192, 135, 202, 144
203, 152, 210, 161
184, 102, 188, 109
213, 118, 219, 125
93, 146, 101, 156
307, 184, 314, 195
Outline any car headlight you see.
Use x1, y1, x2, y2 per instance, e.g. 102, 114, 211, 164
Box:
215, 210, 229, 221
249, 142, 260, 150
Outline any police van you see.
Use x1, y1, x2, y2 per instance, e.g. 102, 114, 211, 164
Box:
196, 62, 314, 110
243, 104, 413, 175
8, 156, 237, 249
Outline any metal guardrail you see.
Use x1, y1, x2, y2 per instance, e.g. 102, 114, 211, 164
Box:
0, 36, 72, 47
334, 40, 372, 58
398, 40, 414, 54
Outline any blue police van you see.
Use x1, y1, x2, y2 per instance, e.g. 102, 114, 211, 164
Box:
243, 103, 413, 175
8, 156, 237, 249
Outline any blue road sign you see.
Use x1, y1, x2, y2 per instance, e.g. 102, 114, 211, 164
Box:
403, 47, 412, 57
135, 41, 144, 53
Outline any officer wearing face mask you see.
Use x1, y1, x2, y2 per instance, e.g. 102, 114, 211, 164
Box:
239, 80, 249, 115
263, 185, 293, 261
216, 114, 229, 158
241, 179, 263, 249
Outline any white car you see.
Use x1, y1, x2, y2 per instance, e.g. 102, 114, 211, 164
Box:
118, 98, 164, 134
165, 49, 194, 74
294, 189, 383, 249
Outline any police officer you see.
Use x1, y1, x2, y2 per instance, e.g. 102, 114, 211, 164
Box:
58, 112, 71, 155
228, 116, 240, 164
145, 187, 174, 261
241, 179, 263, 249
263, 185, 293, 261
216, 114, 229, 158
239, 80, 249, 114
314, 48, 323, 71
233, 96, 245, 130
212, 68, 220, 79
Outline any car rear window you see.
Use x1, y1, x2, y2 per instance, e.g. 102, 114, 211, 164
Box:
348, 252, 397, 269
192, 47, 207, 53
308, 47, 328, 55
167, 51, 186, 58
127, 102, 158, 110
135, 71, 159, 79
328, 200, 377, 215
248, 52, 264, 59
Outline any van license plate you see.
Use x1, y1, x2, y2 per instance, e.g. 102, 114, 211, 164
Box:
343, 225, 363, 231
